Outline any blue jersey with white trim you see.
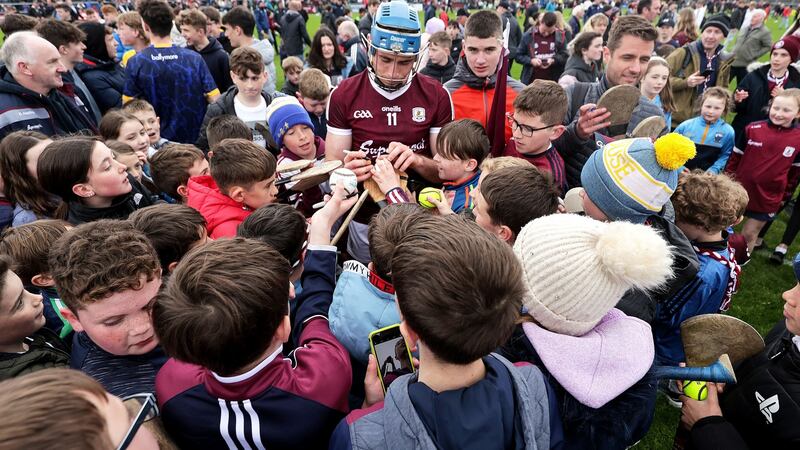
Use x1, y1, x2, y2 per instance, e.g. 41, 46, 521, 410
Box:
123, 45, 219, 144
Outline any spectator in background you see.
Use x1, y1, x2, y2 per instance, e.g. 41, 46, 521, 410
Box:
732, 35, 800, 139
338, 20, 368, 76
307, 28, 351, 86
75, 22, 125, 114
446, 21, 463, 62
279, 0, 312, 61
516, 12, 568, 83
420, 31, 456, 84
497, 1, 522, 72
673, 7, 699, 47
667, 14, 734, 124
656, 16, 679, 49
200, 6, 233, 54
0, 28, 93, 152
0, 14, 38, 38
223, 6, 277, 95
731, 9, 772, 85
358, 0, 379, 38
123, 0, 219, 144
569, 4, 585, 37
116, 11, 149, 67
637, 0, 662, 23
36, 19, 102, 125
558, 31, 603, 88
582, 12, 609, 42
53, 3, 76, 22
178, 9, 233, 93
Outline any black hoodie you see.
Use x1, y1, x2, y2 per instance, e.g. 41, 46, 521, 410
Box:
191, 36, 233, 93
66, 174, 157, 225
279, 10, 311, 57
420, 56, 456, 84
0, 67, 97, 140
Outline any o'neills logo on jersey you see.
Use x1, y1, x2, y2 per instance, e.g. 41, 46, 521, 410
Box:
359, 138, 426, 158
353, 110, 373, 119
151, 53, 179, 61
747, 139, 763, 147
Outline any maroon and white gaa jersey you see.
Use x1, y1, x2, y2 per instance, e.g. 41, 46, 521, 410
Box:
327, 71, 453, 161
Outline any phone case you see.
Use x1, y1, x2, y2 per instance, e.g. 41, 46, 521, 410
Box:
368, 324, 415, 393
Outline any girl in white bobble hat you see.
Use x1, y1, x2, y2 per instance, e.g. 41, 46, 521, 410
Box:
500, 212, 673, 449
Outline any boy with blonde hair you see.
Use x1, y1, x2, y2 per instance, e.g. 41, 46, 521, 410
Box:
281, 56, 304, 97
297, 68, 331, 140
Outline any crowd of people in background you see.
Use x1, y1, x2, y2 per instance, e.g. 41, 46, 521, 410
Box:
0, 0, 798, 448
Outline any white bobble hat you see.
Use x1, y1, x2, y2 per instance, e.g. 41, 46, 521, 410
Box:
513, 213, 674, 336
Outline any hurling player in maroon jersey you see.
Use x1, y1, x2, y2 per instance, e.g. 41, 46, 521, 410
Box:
324, 0, 453, 262
325, 0, 452, 184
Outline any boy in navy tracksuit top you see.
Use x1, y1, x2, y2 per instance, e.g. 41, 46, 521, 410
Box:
48, 220, 167, 397
154, 185, 355, 450
329, 215, 562, 450
432, 119, 489, 213
653, 171, 750, 366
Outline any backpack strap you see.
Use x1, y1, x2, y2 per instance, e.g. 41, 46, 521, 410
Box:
677, 45, 693, 78
570, 81, 591, 121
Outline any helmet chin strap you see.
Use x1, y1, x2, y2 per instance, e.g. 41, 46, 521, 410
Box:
363, 36, 427, 93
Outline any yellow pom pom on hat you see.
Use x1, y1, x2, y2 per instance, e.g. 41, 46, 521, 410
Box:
580, 135, 694, 223
654, 133, 697, 171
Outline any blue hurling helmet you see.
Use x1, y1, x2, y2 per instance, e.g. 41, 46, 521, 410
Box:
366, 0, 423, 91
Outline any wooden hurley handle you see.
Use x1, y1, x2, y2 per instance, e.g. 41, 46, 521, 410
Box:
331, 190, 370, 246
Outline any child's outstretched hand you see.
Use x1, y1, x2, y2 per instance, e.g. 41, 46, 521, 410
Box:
309, 183, 358, 245
371, 158, 401, 194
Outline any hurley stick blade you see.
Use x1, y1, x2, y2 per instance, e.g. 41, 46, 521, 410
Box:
630, 116, 666, 140
681, 314, 764, 367
596, 85, 641, 129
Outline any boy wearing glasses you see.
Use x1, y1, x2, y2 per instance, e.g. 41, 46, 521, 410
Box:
0, 368, 162, 449
503, 80, 569, 194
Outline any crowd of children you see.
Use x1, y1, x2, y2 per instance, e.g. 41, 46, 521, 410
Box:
0, 1, 800, 449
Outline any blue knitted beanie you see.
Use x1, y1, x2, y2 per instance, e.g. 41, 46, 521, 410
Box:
580, 134, 695, 223
265, 97, 315, 149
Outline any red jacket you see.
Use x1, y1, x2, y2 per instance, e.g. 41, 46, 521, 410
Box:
725, 121, 800, 214
186, 175, 252, 238
444, 59, 525, 144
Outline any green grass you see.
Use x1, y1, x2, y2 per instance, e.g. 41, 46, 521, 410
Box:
285, 12, 797, 449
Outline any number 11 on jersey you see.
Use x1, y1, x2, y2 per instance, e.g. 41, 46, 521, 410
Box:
387, 112, 397, 126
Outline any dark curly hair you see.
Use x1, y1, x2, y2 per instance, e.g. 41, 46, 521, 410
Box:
48, 219, 161, 311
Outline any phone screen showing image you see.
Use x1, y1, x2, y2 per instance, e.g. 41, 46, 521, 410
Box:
369, 325, 415, 392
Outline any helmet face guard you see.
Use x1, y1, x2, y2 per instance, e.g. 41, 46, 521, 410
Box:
365, 1, 424, 92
